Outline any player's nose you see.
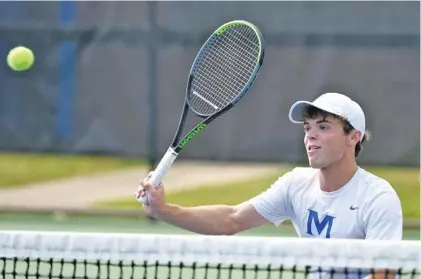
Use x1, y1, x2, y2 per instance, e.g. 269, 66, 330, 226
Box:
305, 131, 317, 141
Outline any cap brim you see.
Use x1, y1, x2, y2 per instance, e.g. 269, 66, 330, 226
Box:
289, 100, 343, 124
288, 101, 314, 123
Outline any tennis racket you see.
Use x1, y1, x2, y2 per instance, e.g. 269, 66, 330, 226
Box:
137, 20, 265, 205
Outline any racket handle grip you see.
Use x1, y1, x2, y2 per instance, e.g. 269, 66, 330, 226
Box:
137, 147, 178, 205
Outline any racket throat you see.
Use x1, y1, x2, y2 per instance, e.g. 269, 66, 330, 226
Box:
176, 123, 207, 151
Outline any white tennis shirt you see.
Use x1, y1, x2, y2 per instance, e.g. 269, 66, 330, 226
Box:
249, 167, 403, 278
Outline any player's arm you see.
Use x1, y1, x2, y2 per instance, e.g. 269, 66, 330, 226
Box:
363, 189, 403, 279
136, 171, 292, 235
136, 172, 268, 235
364, 271, 395, 279
156, 201, 268, 235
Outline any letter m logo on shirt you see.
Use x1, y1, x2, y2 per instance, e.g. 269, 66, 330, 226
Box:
306, 209, 335, 238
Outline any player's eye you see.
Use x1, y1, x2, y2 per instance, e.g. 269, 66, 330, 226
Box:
319, 124, 329, 130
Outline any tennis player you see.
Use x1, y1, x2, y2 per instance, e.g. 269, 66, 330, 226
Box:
137, 92, 402, 279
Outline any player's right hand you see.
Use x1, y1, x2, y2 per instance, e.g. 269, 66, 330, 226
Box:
135, 171, 166, 218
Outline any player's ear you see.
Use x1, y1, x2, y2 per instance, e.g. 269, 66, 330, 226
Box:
347, 130, 361, 146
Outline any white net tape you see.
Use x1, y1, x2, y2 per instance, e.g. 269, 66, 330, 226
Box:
1, 230, 420, 270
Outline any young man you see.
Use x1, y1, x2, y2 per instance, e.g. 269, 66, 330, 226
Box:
136, 92, 402, 278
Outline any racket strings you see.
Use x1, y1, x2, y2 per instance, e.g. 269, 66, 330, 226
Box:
189, 25, 260, 116
206, 37, 256, 84
231, 28, 260, 51
193, 51, 248, 104
197, 37, 255, 96
193, 42, 251, 104
199, 27, 257, 93
193, 73, 234, 107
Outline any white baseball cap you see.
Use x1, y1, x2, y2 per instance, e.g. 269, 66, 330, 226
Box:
289, 93, 366, 140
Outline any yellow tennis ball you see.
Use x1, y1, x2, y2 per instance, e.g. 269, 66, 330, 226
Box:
7, 46, 35, 71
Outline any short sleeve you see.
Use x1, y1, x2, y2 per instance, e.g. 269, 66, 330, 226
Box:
249, 171, 293, 226
364, 190, 403, 240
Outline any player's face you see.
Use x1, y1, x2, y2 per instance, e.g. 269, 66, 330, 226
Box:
303, 115, 347, 169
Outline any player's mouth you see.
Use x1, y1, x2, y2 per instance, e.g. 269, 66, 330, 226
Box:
307, 145, 321, 153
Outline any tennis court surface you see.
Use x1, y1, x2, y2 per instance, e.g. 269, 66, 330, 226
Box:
1, 230, 420, 279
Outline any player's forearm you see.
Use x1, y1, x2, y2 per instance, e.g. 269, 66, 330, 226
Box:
156, 203, 238, 235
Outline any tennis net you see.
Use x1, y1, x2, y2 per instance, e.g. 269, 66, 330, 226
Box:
0, 230, 420, 279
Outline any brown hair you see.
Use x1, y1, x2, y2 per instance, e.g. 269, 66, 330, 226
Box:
303, 106, 371, 157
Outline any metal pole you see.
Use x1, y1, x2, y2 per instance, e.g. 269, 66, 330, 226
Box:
148, 1, 158, 172
147, 1, 158, 223
58, 1, 76, 143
